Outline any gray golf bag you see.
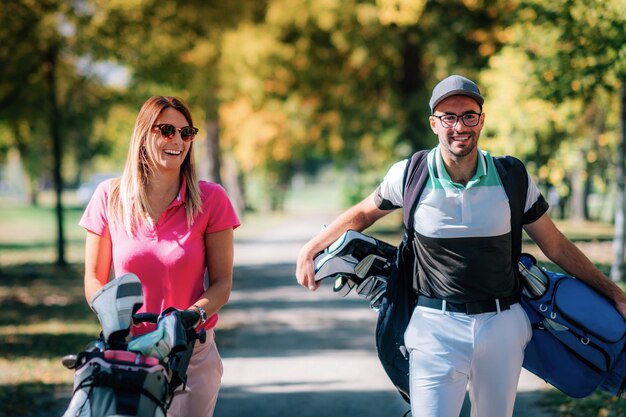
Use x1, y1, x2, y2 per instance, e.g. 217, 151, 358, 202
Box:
62, 273, 205, 417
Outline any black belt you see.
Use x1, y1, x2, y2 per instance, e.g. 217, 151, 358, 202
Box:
417, 294, 520, 315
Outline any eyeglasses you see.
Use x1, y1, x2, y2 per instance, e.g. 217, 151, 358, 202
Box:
432, 112, 482, 128
152, 124, 199, 142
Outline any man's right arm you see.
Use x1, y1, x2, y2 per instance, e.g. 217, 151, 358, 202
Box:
296, 191, 394, 290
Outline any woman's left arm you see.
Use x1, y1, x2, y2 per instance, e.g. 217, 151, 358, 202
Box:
189, 227, 235, 317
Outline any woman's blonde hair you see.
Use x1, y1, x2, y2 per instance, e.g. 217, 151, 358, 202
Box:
108, 96, 202, 235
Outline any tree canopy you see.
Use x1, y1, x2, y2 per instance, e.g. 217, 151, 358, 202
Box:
1, 0, 626, 272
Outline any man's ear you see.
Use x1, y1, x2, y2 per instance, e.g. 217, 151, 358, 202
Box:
479, 112, 486, 128
429, 116, 438, 134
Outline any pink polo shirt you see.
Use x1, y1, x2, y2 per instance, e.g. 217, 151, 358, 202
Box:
79, 178, 240, 334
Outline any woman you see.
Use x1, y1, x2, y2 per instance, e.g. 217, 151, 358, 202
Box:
79, 96, 240, 416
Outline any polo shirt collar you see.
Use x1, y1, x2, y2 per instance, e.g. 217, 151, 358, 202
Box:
433, 146, 487, 188
174, 175, 187, 206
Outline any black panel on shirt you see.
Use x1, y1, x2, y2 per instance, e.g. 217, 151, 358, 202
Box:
524, 194, 549, 224
374, 185, 402, 210
414, 231, 517, 303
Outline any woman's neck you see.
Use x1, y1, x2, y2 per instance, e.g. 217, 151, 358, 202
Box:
145, 171, 182, 223
148, 171, 180, 194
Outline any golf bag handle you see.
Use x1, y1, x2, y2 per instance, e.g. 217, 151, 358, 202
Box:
132, 312, 159, 324
132, 309, 201, 330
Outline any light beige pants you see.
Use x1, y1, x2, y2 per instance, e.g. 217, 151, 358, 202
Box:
167, 330, 223, 417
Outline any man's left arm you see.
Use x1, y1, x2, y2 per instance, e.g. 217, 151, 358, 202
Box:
524, 213, 626, 318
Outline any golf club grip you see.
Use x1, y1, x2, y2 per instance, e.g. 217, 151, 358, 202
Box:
180, 309, 201, 329
133, 310, 200, 328
132, 312, 159, 324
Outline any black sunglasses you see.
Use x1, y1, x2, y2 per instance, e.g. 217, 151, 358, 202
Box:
153, 124, 199, 142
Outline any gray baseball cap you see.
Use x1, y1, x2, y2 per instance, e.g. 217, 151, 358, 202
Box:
429, 75, 484, 113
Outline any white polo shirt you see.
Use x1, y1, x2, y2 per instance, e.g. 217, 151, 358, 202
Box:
376, 146, 547, 303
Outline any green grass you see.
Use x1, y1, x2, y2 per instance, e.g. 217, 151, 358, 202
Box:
0, 202, 86, 265
0, 263, 98, 417
0, 196, 96, 416
538, 390, 626, 417
0, 382, 70, 417
545, 219, 614, 242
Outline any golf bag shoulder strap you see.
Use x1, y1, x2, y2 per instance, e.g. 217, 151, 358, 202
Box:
401, 150, 430, 234
399, 149, 430, 295
494, 155, 528, 264
401, 152, 528, 267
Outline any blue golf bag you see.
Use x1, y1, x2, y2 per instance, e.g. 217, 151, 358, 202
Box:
519, 253, 626, 398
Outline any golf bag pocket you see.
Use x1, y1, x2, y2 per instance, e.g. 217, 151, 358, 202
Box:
63, 351, 170, 417
523, 325, 605, 397
548, 278, 626, 371
519, 253, 626, 397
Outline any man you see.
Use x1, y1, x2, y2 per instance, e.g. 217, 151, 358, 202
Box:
296, 74, 626, 417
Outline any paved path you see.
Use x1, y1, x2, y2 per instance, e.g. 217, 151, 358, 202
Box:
213, 207, 553, 417
41, 204, 553, 417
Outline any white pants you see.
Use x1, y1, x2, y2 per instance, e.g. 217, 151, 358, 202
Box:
168, 330, 223, 417
404, 303, 532, 417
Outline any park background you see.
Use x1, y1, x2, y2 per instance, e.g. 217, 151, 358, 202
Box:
1, 0, 625, 416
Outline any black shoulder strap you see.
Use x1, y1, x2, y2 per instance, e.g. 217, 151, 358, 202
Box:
399, 152, 527, 294
401, 152, 527, 254
401, 150, 430, 235
494, 155, 528, 264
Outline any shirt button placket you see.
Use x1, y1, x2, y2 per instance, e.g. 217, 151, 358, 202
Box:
460, 189, 471, 223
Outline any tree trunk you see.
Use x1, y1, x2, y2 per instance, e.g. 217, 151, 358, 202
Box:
201, 119, 222, 184
29, 177, 39, 206
195, 117, 246, 216
44, 48, 66, 267
222, 153, 246, 216
583, 165, 592, 220
569, 163, 586, 222
611, 82, 626, 282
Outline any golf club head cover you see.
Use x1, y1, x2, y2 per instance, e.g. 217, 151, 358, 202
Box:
333, 275, 356, 297
354, 254, 392, 278
89, 273, 144, 346
313, 230, 396, 283
127, 313, 185, 360
160, 309, 194, 355
368, 281, 387, 310
355, 275, 377, 296
314, 256, 359, 282
518, 253, 548, 298
314, 230, 377, 281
